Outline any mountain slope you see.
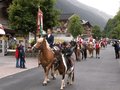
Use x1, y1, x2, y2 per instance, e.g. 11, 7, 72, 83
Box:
55, 0, 112, 29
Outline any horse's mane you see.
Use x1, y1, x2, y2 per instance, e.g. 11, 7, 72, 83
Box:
37, 37, 51, 50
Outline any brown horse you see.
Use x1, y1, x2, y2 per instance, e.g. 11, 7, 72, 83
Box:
87, 42, 94, 58
32, 37, 56, 86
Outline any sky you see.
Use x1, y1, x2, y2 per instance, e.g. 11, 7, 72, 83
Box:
77, 0, 120, 16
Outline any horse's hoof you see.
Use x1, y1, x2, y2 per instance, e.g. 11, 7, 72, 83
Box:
60, 88, 64, 90
67, 82, 70, 85
42, 83, 47, 86
47, 80, 50, 83
52, 77, 56, 80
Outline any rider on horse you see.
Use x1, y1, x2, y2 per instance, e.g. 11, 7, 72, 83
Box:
77, 35, 83, 45
46, 28, 54, 48
38, 28, 54, 66
62, 42, 74, 70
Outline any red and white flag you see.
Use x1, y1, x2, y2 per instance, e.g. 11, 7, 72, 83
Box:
37, 8, 43, 35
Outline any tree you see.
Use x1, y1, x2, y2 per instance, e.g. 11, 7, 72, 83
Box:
111, 25, 120, 39
8, 0, 59, 35
68, 14, 84, 38
92, 25, 101, 39
41, 0, 60, 31
8, 0, 39, 34
104, 10, 120, 39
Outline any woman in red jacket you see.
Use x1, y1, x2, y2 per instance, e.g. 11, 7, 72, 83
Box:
15, 44, 20, 68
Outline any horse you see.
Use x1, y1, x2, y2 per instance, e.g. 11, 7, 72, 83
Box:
54, 44, 76, 89
32, 37, 56, 86
87, 42, 94, 58
70, 40, 83, 61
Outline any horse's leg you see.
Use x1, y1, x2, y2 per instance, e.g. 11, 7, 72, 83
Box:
78, 50, 81, 61
38, 53, 41, 67
51, 65, 56, 80
75, 50, 78, 61
70, 71, 74, 85
60, 74, 65, 90
67, 70, 74, 85
43, 67, 48, 86
43, 65, 51, 86
81, 50, 84, 60
88, 50, 91, 58
77, 50, 80, 61
92, 50, 93, 58
67, 73, 70, 85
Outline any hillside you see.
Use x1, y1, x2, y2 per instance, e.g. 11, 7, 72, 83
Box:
55, 0, 112, 29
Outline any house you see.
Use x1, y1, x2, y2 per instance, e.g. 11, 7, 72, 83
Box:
55, 13, 74, 33
0, 0, 14, 35
81, 20, 93, 37
58, 13, 93, 35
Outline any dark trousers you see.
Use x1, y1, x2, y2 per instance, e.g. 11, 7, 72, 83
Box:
115, 50, 119, 59
20, 57, 25, 68
84, 49, 87, 59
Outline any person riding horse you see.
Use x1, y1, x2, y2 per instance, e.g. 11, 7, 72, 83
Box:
46, 28, 54, 48
62, 42, 75, 70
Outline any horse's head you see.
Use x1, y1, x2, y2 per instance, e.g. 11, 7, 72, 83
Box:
32, 37, 45, 50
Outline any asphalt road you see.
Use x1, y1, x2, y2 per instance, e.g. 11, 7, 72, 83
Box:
0, 45, 120, 90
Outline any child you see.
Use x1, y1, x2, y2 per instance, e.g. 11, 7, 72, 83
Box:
19, 45, 26, 68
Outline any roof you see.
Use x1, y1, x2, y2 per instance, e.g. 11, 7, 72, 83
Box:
81, 20, 92, 27
4, 28, 16, 34
60, 13, 74, 21
0, 23, 16, 34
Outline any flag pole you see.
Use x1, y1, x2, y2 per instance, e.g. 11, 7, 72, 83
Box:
38, 6, 43, 37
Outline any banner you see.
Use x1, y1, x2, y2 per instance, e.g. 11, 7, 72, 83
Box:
37, 8, 43, 36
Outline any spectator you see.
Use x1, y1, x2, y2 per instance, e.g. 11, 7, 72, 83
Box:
113, 41, 119, 59
19, 44, 26, 68
15, 44, 20, 68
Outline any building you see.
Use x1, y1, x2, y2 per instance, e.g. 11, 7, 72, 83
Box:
55, 13, 74, 33
57, 13, 93, 37
81, 20, 93, 37
0, 0, 14, 35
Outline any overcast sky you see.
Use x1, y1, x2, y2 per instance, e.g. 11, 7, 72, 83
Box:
77, 0, 120, 16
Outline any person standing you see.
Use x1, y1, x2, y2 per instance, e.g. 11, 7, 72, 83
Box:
46, 28, 54, 48
113, 41, 119, 59
95, 41, 101, 59
19, 44, 26, 68
15, 44, 20, 68
82, 41, 87, 60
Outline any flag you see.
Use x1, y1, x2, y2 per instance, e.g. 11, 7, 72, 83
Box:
37, 8, 43, 36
